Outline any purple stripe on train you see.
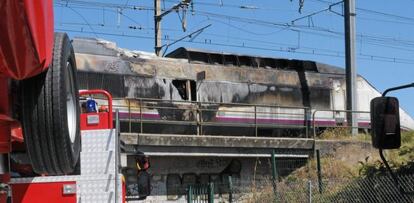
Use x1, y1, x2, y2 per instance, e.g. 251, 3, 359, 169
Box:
216, 116, 370, 127
116, 112, 161, 120
114, 111, 371, 127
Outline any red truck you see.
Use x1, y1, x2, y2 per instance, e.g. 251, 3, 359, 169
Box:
0, 0, 80, 176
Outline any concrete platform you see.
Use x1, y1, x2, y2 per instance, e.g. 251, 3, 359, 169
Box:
121, 133, 314, 149
120, 133, 314, 159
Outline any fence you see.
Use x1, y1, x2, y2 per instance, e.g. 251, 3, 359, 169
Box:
217, 160, 414, 203
266, 140, 414, 203
176, 147, 413, 203
125, 153, 413, 202
109, 97, 377, 138
179, 175, 414, 203
270, 175, 414, 203
112, 97, 310, 137
186, 183, 214, 203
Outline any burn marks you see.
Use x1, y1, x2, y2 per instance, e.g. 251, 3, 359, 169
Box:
77, 71, 126, 97
198, 81, 304, 106
125, 77, 166, 99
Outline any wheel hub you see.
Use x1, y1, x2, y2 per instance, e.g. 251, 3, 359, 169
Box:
65, 61, 77, 145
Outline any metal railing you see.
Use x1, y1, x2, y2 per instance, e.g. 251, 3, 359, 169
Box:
112, 97, 310, 137
108, 97, 374, 138
311, 109, 370, 138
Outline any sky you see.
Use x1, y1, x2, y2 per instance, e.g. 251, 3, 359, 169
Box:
54, 0, 414, 117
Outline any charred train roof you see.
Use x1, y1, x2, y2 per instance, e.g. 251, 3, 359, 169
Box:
166, 47, 344, 74
72, 38, 344, 75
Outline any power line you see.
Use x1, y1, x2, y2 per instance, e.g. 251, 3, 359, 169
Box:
57, 28, 414, 65
193, 9, 414, 47
359, 17, 414, 26
55, 1, 414, 63
57, 22, 337, 53
56, 2, 414, 48
56, 13, 414, 52
290, 1, 343, 25
58, 21, 414, 54
163, 0, 297, 12
310, 0, 414, 22
357, 7, 414, 22
55, 4, 145, 28
55, 0, 153, 10
65, 6, 99, 38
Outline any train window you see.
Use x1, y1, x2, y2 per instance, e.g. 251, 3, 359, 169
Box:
238, 56, 251, 67
188, 52, 209, 64
172, 80, 197, 101
209, 54, 223, 65
172, 80, 187, 100
224, 55, 238, 66
190, 80, 196, 101
310, 88, 331, 109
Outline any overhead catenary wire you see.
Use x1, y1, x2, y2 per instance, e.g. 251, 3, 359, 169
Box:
290, 1, 343, 25
55, 2, 414, 48
55, 4, 145, 29
55, 12, 414, 54
163, 0, 297, 12
55, 0, 153, 11
56, 28, 414, 65
56, 0, 414, 27
310, 0, 414, 22
54, 1, 414, 67
57, 20, 414, 54
65, 6, 99, 38
55, 7, 414, 53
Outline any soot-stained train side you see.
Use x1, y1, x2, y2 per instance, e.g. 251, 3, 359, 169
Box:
72, 38, 414, 136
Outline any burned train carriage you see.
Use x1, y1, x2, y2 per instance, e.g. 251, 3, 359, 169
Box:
72, 38, 414, 137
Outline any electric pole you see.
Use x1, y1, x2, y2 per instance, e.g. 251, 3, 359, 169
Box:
344, 0, 358, 135
154, 0, 162, 56
154, 0, 192, 56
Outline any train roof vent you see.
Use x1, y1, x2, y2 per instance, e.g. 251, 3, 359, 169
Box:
165, 47, 319, 72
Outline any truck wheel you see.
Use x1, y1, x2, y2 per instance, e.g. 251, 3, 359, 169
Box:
21, 33, 80, 175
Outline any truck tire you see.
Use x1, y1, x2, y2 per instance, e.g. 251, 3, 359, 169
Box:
21, 32, 80, 175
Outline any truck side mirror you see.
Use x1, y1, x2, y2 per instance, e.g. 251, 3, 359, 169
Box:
370, 97, 401, 149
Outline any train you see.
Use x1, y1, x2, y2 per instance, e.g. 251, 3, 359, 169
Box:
72, 38, 414, 137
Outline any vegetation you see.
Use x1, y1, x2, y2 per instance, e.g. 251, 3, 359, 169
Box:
245, 181, 275, 203
317, 127, 371, 142
316, 129, 414, 176
285, 156, 358, 182
359, 131, 414, 177
246, 131, 414, 202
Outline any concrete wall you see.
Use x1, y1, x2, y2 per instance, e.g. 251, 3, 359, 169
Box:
124, 156, 307, 202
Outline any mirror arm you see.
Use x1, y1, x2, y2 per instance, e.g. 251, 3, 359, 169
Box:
379, 149, 414, 195
382, 83, 414, 96
376, 82, 414, 195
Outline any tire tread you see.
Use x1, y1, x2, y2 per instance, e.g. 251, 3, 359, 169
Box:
21, 33, 80, 175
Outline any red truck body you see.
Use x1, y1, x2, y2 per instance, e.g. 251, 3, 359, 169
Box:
0, 0, 54, 80
0, 0, 54, 153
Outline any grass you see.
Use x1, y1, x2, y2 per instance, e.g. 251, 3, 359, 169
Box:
311, 129, 414, 177
287, 156, 359, 181
316, 129, 414, 176
245, 131, 414, 202
316, 127, 371, 142
244, 180, 276, 203
359, 131, 414, 177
